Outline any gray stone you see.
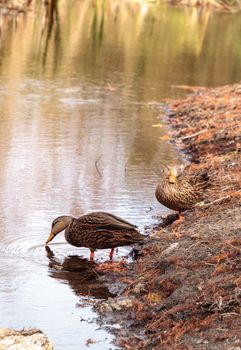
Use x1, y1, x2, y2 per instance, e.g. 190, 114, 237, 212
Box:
0, 328, 54, 350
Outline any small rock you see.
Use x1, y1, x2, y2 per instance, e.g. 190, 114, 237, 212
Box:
162, 243, 180, 256
98, 302, 114, 314
235, 85, 241, 94
0, 328, 53, 350
97, 298, 133, 314
113, 299, 133, 311
133, 283, 146, 294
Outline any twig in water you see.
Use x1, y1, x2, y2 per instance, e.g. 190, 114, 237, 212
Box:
124, 157, 129, 174
171, 84, 205, 91
145, 207, 154, 213
95, 156, 102, 178
180, 128, 208, 140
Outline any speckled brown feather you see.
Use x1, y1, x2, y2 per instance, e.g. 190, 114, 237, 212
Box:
155, 169, 213, 212
64, 212, 145, 251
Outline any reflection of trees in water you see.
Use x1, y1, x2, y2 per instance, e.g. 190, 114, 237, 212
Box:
0, 1, 240, 88
45, 246, 115, 299
40, 0, 61, 72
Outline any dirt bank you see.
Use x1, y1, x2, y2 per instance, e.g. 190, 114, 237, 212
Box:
96, 83, 241, 350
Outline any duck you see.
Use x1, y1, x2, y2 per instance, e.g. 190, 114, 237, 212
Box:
45, 211, 145, 261
155, 164, 213, 218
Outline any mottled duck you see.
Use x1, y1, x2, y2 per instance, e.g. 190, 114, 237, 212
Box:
46, 211, 145, 261
155, 165, 213, 218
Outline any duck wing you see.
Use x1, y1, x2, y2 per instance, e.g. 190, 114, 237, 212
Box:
179, 169, 212, 190
78, 212, 137, 231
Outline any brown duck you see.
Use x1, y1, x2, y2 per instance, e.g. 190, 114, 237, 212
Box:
45, 211, 145, 261
155, 165, 213, 218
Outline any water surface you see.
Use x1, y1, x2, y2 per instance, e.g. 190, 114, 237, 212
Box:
0, 1, 240, 349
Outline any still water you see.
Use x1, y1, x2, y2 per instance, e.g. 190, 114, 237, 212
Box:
0, 1, 240, 349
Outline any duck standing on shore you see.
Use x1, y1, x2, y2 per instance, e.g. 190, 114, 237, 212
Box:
45, 212, 145, 261
155, 164, 213, 219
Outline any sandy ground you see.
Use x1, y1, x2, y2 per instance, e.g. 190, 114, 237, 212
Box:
95, 83, 241, 350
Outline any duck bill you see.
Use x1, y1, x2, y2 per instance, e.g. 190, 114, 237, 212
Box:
45, 232, 55, 245
169, 175, 176, 184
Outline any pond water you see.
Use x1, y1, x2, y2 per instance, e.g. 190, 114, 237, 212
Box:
0, 1, 240, 349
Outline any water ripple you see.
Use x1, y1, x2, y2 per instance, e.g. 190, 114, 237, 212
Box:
0, 235, 129, 264
0, 236, 72, 262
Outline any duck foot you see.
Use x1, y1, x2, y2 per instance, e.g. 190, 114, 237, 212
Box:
172, 212, 185, 226
161, 213, 179, 227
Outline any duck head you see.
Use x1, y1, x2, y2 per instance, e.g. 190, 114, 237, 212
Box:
168, 166, 178, 184
161, 163, 178, 184
46, 216, 73, 245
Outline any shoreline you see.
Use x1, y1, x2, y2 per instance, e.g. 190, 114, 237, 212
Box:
96, 83, 241, 349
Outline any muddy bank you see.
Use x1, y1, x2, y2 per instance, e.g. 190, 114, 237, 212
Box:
96, 83, 241, 350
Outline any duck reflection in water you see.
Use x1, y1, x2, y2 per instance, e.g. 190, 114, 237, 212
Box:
45, 246, 115, 299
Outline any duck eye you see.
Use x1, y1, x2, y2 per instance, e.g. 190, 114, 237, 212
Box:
52, 219, 58, 228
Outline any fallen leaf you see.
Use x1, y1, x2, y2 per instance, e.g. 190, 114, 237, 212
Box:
145, 292, 163, 303
152, 124, 163, 128
160, 135, 171, 140
85, 338, 96, 347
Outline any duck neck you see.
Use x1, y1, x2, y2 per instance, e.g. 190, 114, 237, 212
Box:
64, 217, 76, 243
62, 216, 74, 230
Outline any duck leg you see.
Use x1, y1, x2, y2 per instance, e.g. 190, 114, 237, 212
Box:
178, 212, 185, 221
90, 250, 95, 262
109, 248, 115, 260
